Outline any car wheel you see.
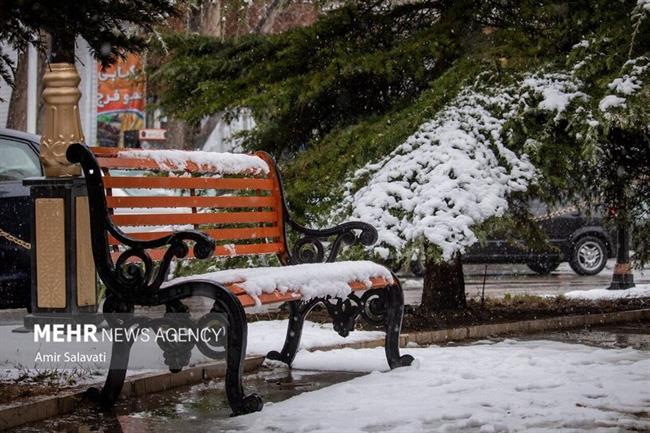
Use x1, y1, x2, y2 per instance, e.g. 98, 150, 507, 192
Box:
527, 260, 560, 275
569, 236, 608, 275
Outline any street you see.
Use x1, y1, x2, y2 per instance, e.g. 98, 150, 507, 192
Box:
401, 259, 650, 305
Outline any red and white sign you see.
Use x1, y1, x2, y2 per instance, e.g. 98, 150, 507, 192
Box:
139, 129, 167, 141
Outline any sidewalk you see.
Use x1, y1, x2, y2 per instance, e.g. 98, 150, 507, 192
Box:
2, 308, 650, 431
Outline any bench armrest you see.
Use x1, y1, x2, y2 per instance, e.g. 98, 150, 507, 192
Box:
285, 217, 378, 264
67, 143, 216, 297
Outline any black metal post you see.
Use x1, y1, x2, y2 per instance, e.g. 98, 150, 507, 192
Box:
608, 222, 635, 290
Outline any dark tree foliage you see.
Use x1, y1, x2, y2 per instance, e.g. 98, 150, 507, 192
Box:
0, 0, 179, 86
151, 0, 488, 157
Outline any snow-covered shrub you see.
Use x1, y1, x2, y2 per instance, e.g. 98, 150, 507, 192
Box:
339, 79, 539, 261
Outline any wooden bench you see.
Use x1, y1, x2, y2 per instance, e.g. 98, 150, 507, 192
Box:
66, 143, 413, 416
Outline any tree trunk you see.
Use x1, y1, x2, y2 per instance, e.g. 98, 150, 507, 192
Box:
421, 253, 467, 311
6, 50, 28, 130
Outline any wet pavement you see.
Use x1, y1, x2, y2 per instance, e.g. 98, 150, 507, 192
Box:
8, 322, 650, 433
8, 368, 364, 433
527, 322, 650, 351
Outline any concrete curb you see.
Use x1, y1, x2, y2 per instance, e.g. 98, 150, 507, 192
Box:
2, 308, 649, 431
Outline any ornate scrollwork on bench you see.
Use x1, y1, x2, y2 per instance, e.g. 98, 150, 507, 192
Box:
285, 219, 378, 264
322, 288, 388, 337
67, 143, 216, 302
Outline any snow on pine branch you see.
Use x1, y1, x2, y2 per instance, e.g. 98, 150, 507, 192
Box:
599, 56, 649, 112
338, 72, 592, 261
342, 83, 538, 261
521, 73, 587, 118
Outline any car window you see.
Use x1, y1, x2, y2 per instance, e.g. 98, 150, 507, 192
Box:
0, 137, 41, 181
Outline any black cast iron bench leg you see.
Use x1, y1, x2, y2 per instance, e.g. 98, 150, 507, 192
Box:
86, 335, 134, 407
384, 282, 414, 368
266, 299, 320, 366
201, 282, 264, 416
156, 281, 263, 416
267, 282, 413, 369
87, 281, 263, 416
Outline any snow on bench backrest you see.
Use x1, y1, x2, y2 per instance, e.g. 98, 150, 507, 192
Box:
91, 147, 287, 260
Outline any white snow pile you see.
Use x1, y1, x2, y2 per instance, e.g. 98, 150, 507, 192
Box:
165, 260, 394, 304
230, 340, 650, 433
564, 284, 650, 301
343, 83, 538, 260
119, 149, 269, 175
599, 56, 649, 112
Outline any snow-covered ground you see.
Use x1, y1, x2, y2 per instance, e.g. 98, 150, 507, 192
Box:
230, 340, 650, 433
0, 320, 384, 386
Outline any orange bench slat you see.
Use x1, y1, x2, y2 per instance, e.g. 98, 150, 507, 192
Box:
106, 195, 277, 209
232, 276, 392, 307
103, 176, 274, 191
108, 226, 281, 244
111, 242, 286, 261
111, 211, 279, 227
96, 156, 266, 176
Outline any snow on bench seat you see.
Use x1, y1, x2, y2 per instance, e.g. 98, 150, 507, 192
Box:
165, 260, 394, 307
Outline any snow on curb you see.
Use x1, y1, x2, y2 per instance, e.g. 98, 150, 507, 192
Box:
564, 284, 650, 301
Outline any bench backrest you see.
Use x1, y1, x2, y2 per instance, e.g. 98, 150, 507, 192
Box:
91, 147, 288, 263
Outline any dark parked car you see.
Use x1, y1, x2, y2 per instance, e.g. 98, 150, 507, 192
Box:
0, 128, 41, 309
412, 202, 616, 276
